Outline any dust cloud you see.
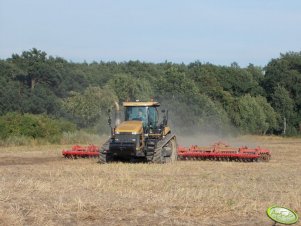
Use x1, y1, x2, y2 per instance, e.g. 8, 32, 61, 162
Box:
158, 98, 261, 148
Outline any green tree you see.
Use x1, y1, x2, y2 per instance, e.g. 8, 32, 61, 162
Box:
254, 96, 279, 134
271, 86, 297, 133
62, 86, 118, 128
10, 48, 61, 91
235, 95, 267, 134
157, 66, 198, 98
271, 86, 294, 118
108, 73, 153, 102
0, 61, 22, 114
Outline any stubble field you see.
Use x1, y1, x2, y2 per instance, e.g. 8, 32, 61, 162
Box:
0, 136, 300, 226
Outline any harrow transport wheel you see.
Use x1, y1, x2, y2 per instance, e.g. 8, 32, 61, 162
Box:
259, 153, 270, 162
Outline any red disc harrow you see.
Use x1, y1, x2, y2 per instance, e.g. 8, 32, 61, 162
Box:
62, 141, 271, 162
62, 145, 99, 158
178, 141, 271, 162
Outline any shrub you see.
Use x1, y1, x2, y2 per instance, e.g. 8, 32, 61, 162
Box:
0, 112, 76, 141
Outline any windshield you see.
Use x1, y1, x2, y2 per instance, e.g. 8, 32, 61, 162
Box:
125, 106, 158, 127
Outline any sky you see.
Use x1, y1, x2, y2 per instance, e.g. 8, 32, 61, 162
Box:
0, 0, 301, 67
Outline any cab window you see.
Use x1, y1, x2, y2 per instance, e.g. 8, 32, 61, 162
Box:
148, 107, 158, 127
125, 107, 147, 123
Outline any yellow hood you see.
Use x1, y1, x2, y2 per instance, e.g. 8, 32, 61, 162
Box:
115, 121, 143, 134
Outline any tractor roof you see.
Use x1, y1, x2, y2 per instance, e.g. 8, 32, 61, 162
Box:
123, 101, 160, 107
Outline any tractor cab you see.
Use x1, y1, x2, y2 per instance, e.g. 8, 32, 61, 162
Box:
123, 101, 160, 131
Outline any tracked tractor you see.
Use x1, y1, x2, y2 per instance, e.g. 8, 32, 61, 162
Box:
99, 101, 177, 163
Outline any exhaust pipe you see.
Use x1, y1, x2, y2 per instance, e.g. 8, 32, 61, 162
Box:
114, 101, 120, 126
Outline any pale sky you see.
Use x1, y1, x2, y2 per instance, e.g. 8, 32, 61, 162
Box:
0, 0, 300, 66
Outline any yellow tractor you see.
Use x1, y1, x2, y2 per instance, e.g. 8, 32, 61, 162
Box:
99, 101, 177, 163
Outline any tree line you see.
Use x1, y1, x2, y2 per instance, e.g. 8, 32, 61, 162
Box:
1, 48, 301, 138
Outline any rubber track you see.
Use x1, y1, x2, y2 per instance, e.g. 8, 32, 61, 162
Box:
98, 140, 110, 163
151, 133, 176, 163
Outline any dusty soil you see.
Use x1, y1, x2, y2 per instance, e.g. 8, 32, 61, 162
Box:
0, 137, 300, 226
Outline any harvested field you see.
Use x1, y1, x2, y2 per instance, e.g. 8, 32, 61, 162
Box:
0, 136, 300, 226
